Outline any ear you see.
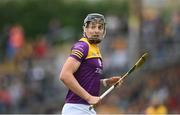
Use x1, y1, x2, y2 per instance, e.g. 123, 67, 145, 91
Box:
83, 25, 86, 32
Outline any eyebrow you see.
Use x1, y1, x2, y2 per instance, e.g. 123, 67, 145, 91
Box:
91, 22, 104, 26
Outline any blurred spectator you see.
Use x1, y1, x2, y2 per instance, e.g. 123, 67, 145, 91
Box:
5, 24, 25, 61
141, 9, 164, 61
171, 10, 180, 55
106, 15, 121, 37
31, 65, 45, 81
110, 38, 128, 68
0, 76, 12, 113
145, 96, 168, 114
8, 77, 24, 111
34, 35, 48, 59
47, 18, 62, 46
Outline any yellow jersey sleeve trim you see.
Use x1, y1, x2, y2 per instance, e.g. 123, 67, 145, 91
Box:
71, 52, 82, 59
72, 50, 83, 57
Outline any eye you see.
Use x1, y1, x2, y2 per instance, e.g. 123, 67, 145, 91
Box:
98, 25, 104, 30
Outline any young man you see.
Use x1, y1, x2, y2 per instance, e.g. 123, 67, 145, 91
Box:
60, 13, 120, 115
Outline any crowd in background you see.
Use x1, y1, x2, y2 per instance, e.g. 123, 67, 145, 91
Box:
0, 8, 180, 114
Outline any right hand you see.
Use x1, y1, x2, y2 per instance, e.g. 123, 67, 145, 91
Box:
86, 95, 101, 105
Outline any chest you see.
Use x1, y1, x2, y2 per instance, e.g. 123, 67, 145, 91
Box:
83, 58, 103, 74
85, 58, 103, 69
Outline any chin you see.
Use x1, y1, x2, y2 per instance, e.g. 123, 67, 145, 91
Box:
89, 38, 102, 44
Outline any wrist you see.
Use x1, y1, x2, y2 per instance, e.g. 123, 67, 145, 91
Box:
103, 79, 108, 87
85, 94, 91, 102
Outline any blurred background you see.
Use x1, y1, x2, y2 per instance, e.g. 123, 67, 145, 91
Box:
0, 0, 180, 114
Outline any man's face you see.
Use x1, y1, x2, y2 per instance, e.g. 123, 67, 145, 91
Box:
84, 21, 105, 44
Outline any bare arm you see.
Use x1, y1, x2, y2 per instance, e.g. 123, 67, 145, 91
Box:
60, 57, 100, 104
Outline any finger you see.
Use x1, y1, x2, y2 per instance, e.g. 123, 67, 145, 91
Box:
112, 77, 120, 81
112, 76, 121, 79
114, 77, 121, 81
117, 80, 123, 87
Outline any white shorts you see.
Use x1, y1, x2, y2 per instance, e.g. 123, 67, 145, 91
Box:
61, 103, 96, 115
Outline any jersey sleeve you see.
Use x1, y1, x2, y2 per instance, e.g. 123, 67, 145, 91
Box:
69, 41, 89, 62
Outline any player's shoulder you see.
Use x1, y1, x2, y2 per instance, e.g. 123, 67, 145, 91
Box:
72, 39, 89, 52
70, 40, 89, 61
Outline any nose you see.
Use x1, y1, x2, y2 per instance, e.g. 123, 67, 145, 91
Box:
94, 27, 100, 33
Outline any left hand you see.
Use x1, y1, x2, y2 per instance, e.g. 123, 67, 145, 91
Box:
106, 76, 122, 86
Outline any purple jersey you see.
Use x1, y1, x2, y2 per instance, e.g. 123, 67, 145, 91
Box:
65, 37, 103, 105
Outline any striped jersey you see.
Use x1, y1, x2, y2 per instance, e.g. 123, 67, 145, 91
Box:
65, 37, 103, 105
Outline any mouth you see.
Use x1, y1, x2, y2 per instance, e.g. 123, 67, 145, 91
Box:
88, 35, 102, 44
92, 35, 100, 38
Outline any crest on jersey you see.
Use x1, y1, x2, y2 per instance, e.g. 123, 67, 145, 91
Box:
98, 58, 102, 67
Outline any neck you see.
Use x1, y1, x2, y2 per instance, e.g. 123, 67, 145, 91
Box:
83, 34, 101, 44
